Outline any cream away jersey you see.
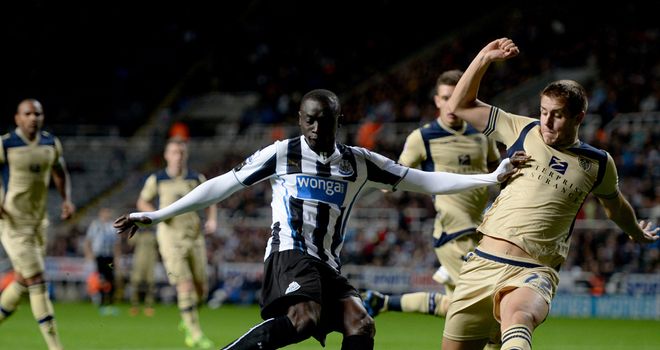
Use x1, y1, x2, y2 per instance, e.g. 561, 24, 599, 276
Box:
0, 129, 63, 225
232, 136, 409, 271
399, 120, 500, 244
139, 169, 206, 239
480, 108, 618, 268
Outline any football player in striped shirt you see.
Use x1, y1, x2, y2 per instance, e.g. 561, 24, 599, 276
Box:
115, 89, 529, 350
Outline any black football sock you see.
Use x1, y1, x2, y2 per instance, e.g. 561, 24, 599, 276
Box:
221, 315, 304, 350
341, 335, 374, 350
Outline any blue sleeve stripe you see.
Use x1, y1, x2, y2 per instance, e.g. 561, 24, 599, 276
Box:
420, 122, 451, 172
154, 169, 170, 182
506, 121, 539, 157
3, 131, 26, 149
38, 131, 56, 146
568, 143, 608, 191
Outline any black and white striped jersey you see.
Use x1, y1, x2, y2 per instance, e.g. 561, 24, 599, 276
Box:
232, 136, 410, 271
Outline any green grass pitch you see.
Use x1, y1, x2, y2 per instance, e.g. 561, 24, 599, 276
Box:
1, 302, 658, 349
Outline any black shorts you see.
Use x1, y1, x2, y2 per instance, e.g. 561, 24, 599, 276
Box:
260, 250, 359, 330
96, 256, 115, 285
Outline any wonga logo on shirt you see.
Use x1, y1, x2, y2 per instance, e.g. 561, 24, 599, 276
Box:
548, 156, 568, 175
296, 176, 347, 206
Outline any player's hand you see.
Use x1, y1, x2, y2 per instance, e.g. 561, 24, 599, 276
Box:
496, 151, 532, 183
482, 37, 519, 63
204, 218, 217, 236
61, 200, 75, 220
113, 214, 152, 238
630, 220, 659, 244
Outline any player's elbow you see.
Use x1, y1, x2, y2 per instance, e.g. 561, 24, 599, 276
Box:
445, 98, 460, 115
447, 98, 479, 116
446, 102, 475, 125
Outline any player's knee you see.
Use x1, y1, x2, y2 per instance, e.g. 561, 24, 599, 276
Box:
511, 309, 542, 328
291, 317, 318, 338
23, 273, 45, 286
346, 309, 375, 337
360, 315, 376, 338
176, 280, 194, 293
198, 283, 208, 297
287, 303, 321, 338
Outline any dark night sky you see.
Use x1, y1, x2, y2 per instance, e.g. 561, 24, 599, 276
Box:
1, 1, 656, 133
1, 1, 483, 129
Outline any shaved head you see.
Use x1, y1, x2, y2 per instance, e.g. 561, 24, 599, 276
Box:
17, 99, 43, 114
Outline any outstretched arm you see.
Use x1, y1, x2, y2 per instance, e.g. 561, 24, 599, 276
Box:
597, 192, 659, 244
398, 151, 530, 194
115, 171, 243, 237
446, 38, 519, 131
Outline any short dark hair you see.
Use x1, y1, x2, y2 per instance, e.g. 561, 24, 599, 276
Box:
541, 80, 588, 117
301, 89, 341, 115
435, 70, 463, 95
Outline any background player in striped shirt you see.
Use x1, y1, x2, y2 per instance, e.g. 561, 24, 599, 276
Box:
115, 89, 529, 350
84, 207, 121, 316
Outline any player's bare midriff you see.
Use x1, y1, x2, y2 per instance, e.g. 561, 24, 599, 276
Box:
478, 235, 534, 259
